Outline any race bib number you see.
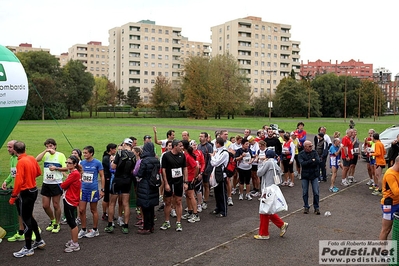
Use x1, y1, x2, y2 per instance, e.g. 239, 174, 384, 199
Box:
330, 156, 337, 166
82, 172, 94, 183
10, 167, 16, 178
44, 168, 55, 180
171, 167, 182, 179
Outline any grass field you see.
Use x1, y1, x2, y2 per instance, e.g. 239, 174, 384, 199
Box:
1, 116, 397, 185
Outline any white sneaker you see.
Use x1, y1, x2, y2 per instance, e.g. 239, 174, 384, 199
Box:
227, 197, 234, 206
13, 247, 34, 258
188, 214, 200, 223
239, 194, 244, 200
170, 209, 177, 218
64, 243, 80, 253
298, 174, 301, 180
201, 202, 208, 210
232, 188, 237, 195
348, 176, 353, 183
78, 229, 87, 239
197, 205, 202, 213
246, 193, 252, 201
341, 179, 350, 187
85, 229, 99, 238
366, 179, 374, 186
117, 217, 124, 227
250, 191, 260, 197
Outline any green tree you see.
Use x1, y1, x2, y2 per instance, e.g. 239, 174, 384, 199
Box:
16, 51, 64, 120
126, 86, 141, 108
151, 76, 175, 117
106, 81, 119, 117
62, 60, 94, 117
87, 76, 109, 117
181, 56, 212, 118
181, 54, 250, 119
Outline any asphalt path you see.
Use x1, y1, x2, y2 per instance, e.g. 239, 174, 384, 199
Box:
0, 158, 388, 266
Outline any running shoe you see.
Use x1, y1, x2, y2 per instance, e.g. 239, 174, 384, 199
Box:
197, 204, 203, 213
7, 232, 24, 242
245, 193, 252, 201
239, 194, 244, 200
101, 213, 108, 221
232, 188, 237, 195
160, 221, 171, 230
51, 224, 60, 233
117, 217, 125, 227
188, 214, 200, 223
201, 202, 208, 210
170, 209, 177, 218
121, 227, 129, 234
372, 189, 382, 196
304, 207, 309, 214
281, 181, 288, 186
134, 220, 143, 227
32, 239, 46, 250
76, 217, 81, 225
61, 217, 68, 225
329, 187, 339, 193
341, 179, 350, 186
64, 243, 80, 253
85, 229, 99, 238
250, 191, 260, 197
314, 209, 321, 215
181, 213, 191, 220
104, 226, 114, 233
254, 235, 270, 240
176, 222, 182, 232
46, 221, 55, 231
13, 247, 34, 258
157, 204, 165, 211
348, 176, 353, 183
366, 179, 374, 186
288, 182, 294, 187
65, 240, 73, 248
77, 229, 87, 239
227, 197, 234, 206
280, 222, 289, 237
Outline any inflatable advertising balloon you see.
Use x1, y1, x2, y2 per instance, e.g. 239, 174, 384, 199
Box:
0, 45, 29, 148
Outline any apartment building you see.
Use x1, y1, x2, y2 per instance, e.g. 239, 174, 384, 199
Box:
109, 20, 183, 103
56, 52, 69, 68
300, 59, 373, 79
7, 43, 50, 53
68, 41, 109, 77
211, 16, 301, 97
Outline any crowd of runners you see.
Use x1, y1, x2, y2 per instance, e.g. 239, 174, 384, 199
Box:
3, 121, 399, 258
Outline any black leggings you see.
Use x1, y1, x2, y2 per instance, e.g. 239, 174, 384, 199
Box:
63, 199, 78, 229
18, 188, 41, 249
141, 206, 155, 231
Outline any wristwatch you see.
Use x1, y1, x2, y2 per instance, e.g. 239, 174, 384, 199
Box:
100, 188, 105, 192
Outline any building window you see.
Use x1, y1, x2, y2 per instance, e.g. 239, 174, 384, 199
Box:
227, 25, 230, 30
145, 28, 148, 32
151, 63, 155, 67
151, 28, 155, 33
151, 71, 155, 76
165, 30, 169, 34
151, 54, 155, 59
158, 46, 162, 51
144, 45, 148, 50
158, 63, 162, 68
165, 38, 169, 43
158, 38, 162, 42
144, 79, 148, 83
158, 29, 162, 34
144, 71, 148, 75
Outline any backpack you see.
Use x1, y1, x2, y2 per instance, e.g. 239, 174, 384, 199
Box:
222, 150, 237, 177
149, 165, 162, 188
116, 150, 135, 179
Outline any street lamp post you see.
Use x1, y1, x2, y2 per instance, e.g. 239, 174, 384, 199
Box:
266, 70, 276, 122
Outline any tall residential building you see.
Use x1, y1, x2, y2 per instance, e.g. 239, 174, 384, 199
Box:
109, 20, 185, 103
56, 52, 69, 68
7, 43, 50, 53
300, 59, 373, 79
68, 41, 109, 77
211, 16, 301, 97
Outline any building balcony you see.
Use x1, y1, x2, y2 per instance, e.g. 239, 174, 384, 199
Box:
280, 57, 291, 64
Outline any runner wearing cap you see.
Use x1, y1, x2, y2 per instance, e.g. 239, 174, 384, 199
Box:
105, 138, 135, 234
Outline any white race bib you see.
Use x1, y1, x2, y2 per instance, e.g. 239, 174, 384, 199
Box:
10, 167, 16, 178
44, 168, 55, 180
330, 156, 337, 166
171, 167, 182, 179
82, 172, 93, 183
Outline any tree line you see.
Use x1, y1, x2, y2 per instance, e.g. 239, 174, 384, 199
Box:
17, 51, 386, 120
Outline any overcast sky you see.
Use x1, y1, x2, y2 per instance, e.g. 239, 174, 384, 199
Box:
1, 0, 398, 77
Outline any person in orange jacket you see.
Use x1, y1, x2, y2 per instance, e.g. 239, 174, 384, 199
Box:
371, 133, 386, 196
9, 141, 45, 258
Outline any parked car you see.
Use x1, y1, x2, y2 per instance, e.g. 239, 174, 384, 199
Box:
361, 125, 399, 162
